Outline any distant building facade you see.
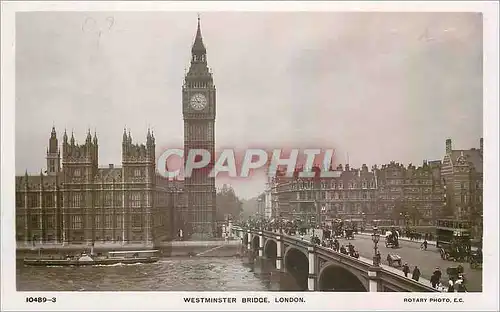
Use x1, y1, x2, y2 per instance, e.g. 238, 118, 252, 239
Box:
442, 138, 483, 237
15, 127, 175, 246
272, 161, 446, 226
375, 160, 445, 226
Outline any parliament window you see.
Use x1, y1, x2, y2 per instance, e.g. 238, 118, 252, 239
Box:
95, 215, 101, 228
105, 215, 112, 228
16, 193, 24, 207
71, 216, 82, 229
44, 194, 54, 207
46, 216, 55, 229
104, 193, 112, 206
73, 193, 82, 207
130, 192, 141, 207
74, 169, 81, 177
134, 169, 142, 177
115, 193, 122, 206
31, 215, 39, 228
28, 194, 39, 207
132, 214, 142, 228
116, 215, 123, 228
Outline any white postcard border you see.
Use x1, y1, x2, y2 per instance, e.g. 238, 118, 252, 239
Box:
1, 1, 498, 311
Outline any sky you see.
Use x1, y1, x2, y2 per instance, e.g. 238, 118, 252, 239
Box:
15, 12, 483, 199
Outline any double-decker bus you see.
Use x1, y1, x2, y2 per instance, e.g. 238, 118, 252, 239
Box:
435, 219, 471, 249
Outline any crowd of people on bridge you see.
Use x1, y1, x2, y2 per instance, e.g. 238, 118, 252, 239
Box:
239, 218, 470, 292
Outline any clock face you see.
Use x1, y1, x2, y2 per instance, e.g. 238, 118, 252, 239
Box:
190, 93, 207, 111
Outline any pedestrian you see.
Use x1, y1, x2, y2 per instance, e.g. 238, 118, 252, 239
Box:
375, 250, 381, 265
433, 267, 442, 285
456, 275, 467, 292
402, 263, 410, 277
447, 279, 455, 292
412, 266, 420, 282
430, 272, 438, 288
340, 245, 347, 254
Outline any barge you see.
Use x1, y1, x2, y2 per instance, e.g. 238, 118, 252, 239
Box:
23, 250, 159, 266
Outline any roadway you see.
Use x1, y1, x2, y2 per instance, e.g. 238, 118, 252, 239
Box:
237, 227, 481, 291
334, 234, 482, 292
269, 229, 435, 290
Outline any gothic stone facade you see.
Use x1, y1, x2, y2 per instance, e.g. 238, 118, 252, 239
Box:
15, 128, 174, 246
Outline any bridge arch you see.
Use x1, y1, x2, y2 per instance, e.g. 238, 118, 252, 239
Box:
283, 246, 309, 291
318, 263, 368, 292
263, 239, 277, 260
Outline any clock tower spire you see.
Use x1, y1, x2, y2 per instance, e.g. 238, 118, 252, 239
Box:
182, 16, 217, 240
192, 15, 206, 55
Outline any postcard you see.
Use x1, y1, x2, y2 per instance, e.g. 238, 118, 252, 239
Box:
1, 1, 498, 311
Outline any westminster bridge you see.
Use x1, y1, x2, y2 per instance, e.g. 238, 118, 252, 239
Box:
232, 226, 438, 292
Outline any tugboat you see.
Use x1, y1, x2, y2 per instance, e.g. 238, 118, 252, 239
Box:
23, 250, 160, 266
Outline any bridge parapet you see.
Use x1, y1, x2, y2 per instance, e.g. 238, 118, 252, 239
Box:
232, 227, 438, 292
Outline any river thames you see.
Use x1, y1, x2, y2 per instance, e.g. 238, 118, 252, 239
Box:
17, 257, 279, 291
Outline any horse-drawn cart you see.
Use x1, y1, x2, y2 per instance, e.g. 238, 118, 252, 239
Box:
439, 245, 469, 262
469, 249, 482, 269
386, 253, 402, 267
385, 232, 400, 248
344, 229, 354, 240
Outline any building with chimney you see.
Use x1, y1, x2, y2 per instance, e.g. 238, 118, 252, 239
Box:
442, 138, 483, 237
272, 161, 446, 227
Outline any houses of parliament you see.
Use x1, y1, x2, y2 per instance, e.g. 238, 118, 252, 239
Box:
15, 18, 217, 245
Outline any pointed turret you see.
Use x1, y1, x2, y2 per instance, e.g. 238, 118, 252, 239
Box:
70, 131, 75, 145
47, 126, 60, 176
63, 129, 68, 143
147, 128, 152, 146
128, 130, 132, 144
24, 170, 29, 188
191, 15, 206, 55
48, 126, 58, 154
86, 129, 92, 144
122, 127, 127, 143
93, 131, 98, 144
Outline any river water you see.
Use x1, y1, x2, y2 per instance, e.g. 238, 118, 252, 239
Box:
17, 257, 279, 291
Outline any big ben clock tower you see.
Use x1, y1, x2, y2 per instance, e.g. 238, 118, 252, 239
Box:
182, 17, 217, 239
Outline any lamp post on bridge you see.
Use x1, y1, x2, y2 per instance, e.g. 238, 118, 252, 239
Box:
257, 196, 263, 231
371, 225, 380, 267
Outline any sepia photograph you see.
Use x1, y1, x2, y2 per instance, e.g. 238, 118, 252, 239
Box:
1, 1, 498, 311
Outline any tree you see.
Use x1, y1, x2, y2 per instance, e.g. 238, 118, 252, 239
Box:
216, 184, 243, 221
